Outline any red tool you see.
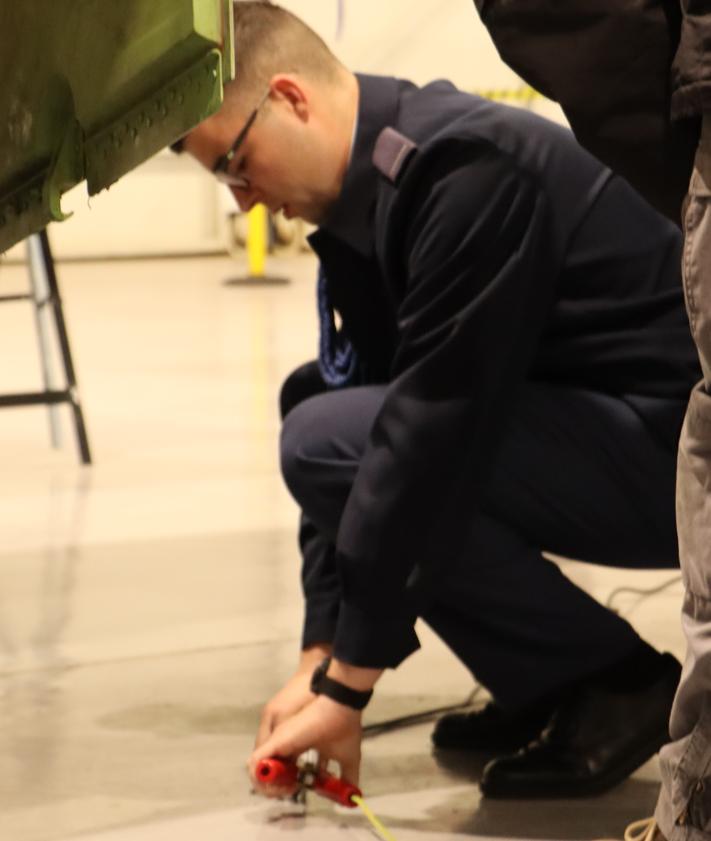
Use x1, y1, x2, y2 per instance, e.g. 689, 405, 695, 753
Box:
256, 757, 362, 808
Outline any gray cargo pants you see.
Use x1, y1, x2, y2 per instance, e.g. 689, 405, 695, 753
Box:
657, 115, 711, 841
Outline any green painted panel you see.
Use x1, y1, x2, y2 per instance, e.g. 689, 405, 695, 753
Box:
0, 0, 234, 253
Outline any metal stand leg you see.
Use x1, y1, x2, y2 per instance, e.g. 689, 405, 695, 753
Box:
0, 230, 92, 464
27, 235, 62, 449
36, 230, 92, 465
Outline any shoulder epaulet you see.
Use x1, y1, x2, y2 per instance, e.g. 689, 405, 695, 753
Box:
372, 127, 418, 184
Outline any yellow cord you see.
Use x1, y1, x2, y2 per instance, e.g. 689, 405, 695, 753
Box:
473, 84, 542, 103
351, 795, 398, 841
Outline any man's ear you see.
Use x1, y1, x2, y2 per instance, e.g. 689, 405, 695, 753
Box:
269, 75, 310, 121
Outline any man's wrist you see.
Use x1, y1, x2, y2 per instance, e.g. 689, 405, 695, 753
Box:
310, 657, 378, 710
299, 643, 333, 674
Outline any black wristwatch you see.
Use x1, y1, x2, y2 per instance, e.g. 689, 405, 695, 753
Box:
310, 657, 373, 711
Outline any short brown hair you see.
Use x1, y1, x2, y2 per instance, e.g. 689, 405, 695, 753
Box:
229, 2, 344, 103
169, 2, 342, 152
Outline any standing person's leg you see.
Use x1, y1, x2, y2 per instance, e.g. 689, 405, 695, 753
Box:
656, 116, 711, 841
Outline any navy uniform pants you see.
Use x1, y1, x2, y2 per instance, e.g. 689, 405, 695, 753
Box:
280, 362, 685, 709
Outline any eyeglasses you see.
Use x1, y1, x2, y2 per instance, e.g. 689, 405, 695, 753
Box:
212, 88, 270, 189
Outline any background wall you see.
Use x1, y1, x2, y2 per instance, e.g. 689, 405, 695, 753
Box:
3, 0, 564, 262
283, 0, 516, 91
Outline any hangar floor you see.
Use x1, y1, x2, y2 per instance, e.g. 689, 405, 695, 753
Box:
0, 252, 685, 841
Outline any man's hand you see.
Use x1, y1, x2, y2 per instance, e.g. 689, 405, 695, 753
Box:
255, 644, 331, 749
249, 658, 383, 798
249, 694, 363, 792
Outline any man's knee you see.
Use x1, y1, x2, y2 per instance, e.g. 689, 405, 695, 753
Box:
280, 396, 327, 506
279, 361, 328, 419
280, 384, 384, 513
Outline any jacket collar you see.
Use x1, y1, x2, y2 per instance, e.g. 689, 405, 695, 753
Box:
314, 74, 402, 257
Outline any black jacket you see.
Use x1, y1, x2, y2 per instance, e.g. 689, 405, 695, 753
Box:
305, 74, 699, 669
473, 0, 707, 222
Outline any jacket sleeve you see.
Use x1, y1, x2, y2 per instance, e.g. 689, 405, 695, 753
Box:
300, 517, 342, 649
331, 142, 559, 668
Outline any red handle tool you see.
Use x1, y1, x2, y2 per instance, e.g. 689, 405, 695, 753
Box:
256, 757, 362, 808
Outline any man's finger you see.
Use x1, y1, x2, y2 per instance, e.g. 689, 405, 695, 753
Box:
249, 732, 292, 782
255, 711, 276, 749
250, 719, 316, 784
339, 751, 361, 787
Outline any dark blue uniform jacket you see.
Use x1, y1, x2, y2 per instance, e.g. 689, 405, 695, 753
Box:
305, 74, 699, 669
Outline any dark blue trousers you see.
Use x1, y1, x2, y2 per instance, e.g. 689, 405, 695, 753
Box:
280, 363, 684, 709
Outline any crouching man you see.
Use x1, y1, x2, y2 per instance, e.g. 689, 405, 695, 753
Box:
177, 2, 699, 800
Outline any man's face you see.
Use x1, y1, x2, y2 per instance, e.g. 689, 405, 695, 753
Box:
184, 81, 340, 225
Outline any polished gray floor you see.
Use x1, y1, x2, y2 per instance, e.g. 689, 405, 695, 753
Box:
0, 252, 685, 841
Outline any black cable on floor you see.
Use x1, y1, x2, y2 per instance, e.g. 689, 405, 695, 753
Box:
363, 685, 482, 738
605, 575, 682, 613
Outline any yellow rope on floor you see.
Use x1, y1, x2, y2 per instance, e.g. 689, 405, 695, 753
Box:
351, 795, 398, 841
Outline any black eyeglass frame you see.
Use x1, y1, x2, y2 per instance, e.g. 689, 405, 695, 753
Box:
212, 88, 271, 186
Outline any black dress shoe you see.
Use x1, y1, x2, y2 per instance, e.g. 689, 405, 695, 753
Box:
432, 698, 554, 752
480, 652, 681, 798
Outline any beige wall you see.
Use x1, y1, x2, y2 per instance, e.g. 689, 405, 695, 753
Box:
280, 0, 515, 90
4, 0, 564, 262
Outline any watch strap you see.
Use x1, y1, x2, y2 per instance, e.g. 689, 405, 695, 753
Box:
310, 657, 373, 711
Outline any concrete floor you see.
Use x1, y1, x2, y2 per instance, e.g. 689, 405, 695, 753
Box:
0, 251, 686, 841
